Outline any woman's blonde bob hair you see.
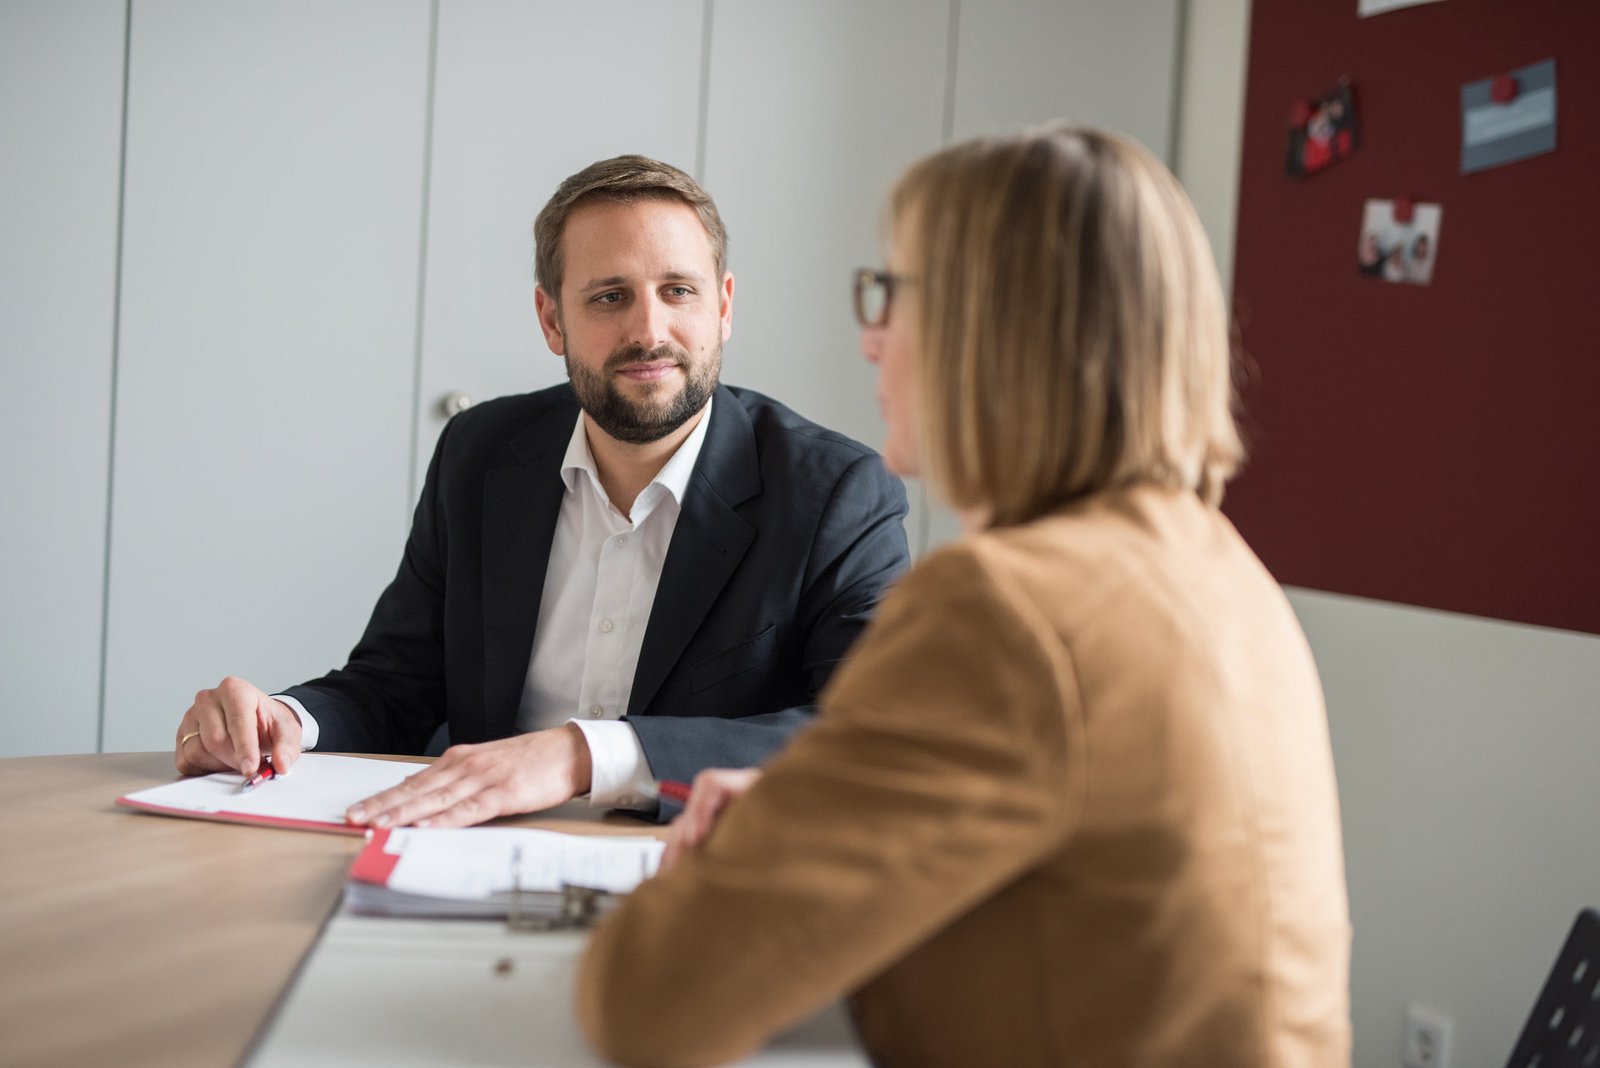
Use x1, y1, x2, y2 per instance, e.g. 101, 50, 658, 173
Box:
889, 123, 1243, 527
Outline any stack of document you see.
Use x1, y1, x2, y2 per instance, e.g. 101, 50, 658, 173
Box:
345, 826, 665, 920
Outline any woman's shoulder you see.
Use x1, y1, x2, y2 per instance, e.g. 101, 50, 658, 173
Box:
905, 487, 1259, 638
885, 510, 1131, 653
924, 487, 1189, 580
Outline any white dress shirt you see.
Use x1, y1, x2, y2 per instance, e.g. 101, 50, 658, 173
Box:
282, 397, 713, 813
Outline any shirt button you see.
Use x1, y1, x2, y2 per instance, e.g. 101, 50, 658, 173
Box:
598, 618, 614, 634
615, 534, 629, 547
589, 705, 604, 718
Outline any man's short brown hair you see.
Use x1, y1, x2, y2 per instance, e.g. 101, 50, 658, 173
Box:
890, 123, 1244, 526
533, 155, 728, 300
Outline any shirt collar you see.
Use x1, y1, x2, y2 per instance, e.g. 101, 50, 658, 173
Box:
559, 394, 715, 512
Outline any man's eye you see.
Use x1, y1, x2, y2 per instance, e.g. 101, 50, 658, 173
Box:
665, 285, 692, 298
594, 291, 624, 305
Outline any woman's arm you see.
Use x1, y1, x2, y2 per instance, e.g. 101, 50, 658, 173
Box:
576, 544, 1080, 1067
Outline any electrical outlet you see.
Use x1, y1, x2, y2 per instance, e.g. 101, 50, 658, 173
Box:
1404, 1004, 1454, 1068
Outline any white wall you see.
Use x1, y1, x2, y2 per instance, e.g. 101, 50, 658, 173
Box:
1293, 590, 1600, 1067
701, 0, 951, 481
1173, 4, 1600, 1065
0, 0, 124, 755
1173, 0, 1252, 293
103, 0, 432, 751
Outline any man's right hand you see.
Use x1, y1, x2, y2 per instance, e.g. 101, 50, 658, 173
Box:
175, 676, 303, 779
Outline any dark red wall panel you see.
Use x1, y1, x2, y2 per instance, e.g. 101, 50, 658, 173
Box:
1225, 0, 1600, 634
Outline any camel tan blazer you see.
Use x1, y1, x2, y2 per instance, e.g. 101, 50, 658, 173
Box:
579, 486, 1352, 1067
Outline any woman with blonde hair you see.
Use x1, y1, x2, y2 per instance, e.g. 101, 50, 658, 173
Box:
578, 124, 1352, 1067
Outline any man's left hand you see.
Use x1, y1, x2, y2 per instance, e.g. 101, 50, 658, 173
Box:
346, 725, 594, 829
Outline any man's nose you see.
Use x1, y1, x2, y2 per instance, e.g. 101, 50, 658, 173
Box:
625, 294, 672, 351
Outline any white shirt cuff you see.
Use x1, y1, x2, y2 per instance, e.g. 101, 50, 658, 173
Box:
272, 694, 320, 751
567, 718, 656, 811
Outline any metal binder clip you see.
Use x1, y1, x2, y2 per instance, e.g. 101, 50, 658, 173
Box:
506, 845, 608, 932
508, 882, 607, 932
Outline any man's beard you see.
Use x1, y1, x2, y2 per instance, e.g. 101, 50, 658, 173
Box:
566, 342, 721, 445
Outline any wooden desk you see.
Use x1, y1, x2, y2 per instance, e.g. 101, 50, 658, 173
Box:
0, 753, 662, 1068
0, 753, 865, 1068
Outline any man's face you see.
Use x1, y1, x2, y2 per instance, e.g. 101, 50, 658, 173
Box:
535, 198, 733, 446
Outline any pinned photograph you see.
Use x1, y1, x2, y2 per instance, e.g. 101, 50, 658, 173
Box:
1287, 82, 1359, 177
1357, 198, 1442, 286
1461, 58, 1558, 174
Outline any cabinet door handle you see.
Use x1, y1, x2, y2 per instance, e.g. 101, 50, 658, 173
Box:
439, 391, 473, 418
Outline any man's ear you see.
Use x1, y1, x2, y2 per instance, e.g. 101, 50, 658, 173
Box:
719, 272, 735, 344
534, 286, 566, 356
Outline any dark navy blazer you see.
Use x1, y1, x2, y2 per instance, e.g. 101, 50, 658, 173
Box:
283, 383, 909, 791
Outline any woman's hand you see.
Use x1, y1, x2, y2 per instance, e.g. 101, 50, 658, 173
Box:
661, 768, 763, 871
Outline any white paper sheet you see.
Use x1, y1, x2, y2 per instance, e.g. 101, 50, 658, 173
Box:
121, 753, 422, 825
377, 827, 664, 899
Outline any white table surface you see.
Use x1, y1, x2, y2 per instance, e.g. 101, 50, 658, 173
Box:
248, 908, 869, 1067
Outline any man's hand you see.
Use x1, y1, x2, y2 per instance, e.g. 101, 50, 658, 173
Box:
661, 767, 763, 871
176, 676, 303, 778
345, 725, 594, 829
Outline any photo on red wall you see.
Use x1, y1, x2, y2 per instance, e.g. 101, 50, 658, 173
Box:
1286, 83, 1359, 177
1357, 198, 1443, 285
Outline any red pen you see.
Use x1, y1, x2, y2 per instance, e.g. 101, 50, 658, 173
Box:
642, 779, 693, 804
240, 756, 276, 792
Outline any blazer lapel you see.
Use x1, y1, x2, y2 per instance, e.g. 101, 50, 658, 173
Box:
479, 400, 577, 740
629, 388, 760, 716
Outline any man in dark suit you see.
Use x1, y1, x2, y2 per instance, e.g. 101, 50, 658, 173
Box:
172, 155, 908, 826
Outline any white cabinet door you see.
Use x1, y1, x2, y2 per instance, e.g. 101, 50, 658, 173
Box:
0, 1, 126, 756
913, 0, 1183, 551
951, 0, 1181, 154
700, 0, 952, 552
104, 1, 432, 749
413, 0, 706, 491
700, 0, 951, 462
701, 2, 1180, 558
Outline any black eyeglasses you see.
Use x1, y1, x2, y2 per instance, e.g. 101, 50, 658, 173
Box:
852, 268, 916, 327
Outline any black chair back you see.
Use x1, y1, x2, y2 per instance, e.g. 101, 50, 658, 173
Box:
1506, 909, 1600, 1068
